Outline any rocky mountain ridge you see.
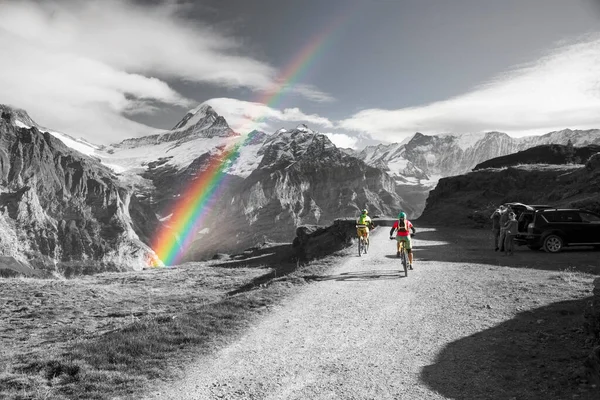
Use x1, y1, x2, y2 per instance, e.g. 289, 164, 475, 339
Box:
114, 105, 238, 150
419, 151, 600, 228
354, 129, 600, 184
0, 110, 159, 275
474, 144, 600, 170
181, 126, 414, 260
3, 100, 600, 271
0, 104, 414, 269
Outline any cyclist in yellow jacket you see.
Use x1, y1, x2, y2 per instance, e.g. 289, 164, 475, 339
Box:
356, 209, 375, 246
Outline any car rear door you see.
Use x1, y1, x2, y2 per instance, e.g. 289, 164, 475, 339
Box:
558, 211, 585, 243
578, 211, 600, 244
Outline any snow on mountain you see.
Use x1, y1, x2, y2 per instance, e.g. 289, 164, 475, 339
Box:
171, 104, 212, 130
45, 129, 100, 157
97, 104, 260, 178
356, 141, 429, 186
1, 104, 100, 157
295, 123, 311, 133
519, 128, 600, 147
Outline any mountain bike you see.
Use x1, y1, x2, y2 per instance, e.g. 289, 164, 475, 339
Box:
356, 224, 369, 256
390, 234, 414, 276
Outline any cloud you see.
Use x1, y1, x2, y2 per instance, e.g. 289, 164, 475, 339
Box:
284, 84, 335, 103
205, 98, 334, 133
339, 35, 600, 142
0, 0, 331, 143
322, 133, 358, 149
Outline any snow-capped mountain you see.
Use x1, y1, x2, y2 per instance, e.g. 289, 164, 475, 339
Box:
183, 124, 415, 260
354, 129, 600, 184
3, 103, 414, 265
5, 99, 600, 269
0, 107, 159, 275
0, 104, 100, 157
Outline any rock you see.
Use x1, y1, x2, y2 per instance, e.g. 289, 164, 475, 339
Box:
211, 253, 230, 260
293, 219, 356, 261
586, 153, 600, 172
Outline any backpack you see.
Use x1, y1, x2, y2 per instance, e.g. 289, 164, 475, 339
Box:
397, 219, 408, 232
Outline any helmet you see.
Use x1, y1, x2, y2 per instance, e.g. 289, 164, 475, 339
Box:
361, 209, 368, 215
398, 211, 406, 219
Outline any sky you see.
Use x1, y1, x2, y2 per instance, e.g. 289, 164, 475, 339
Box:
1, 0, 600, 149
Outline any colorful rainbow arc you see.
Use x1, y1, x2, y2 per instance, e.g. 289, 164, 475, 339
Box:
150, 11, 353, 266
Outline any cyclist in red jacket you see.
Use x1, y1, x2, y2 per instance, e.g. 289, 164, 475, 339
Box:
389, 212, 416, 269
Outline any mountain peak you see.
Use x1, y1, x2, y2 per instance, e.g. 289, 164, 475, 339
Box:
189, 103, 213, 116
0, 104, 39, 129
171, 103, 218, 131
296, 123, 311, 133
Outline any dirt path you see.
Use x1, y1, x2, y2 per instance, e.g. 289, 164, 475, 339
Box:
144, 227, 598, 400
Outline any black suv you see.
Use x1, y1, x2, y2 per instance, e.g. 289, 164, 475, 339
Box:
523, 208, 600, 252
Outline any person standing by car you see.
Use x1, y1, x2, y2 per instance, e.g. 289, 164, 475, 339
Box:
503, 212, 518, 255
490, 207, 502, 251
498, 205, 511, 252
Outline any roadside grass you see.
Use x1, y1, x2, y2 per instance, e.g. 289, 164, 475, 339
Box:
0, 256, 343, 400
1, 283, 290, 399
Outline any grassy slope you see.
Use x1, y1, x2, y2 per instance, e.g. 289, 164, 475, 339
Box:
0, 256, 343, 400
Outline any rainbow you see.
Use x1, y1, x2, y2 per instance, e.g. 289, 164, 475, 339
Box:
150, 12, 353, 266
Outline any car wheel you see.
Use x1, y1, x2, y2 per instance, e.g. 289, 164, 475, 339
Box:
543, 234, 563, 253
527, 245, 541, 251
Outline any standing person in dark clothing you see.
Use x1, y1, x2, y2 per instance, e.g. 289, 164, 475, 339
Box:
503, 212, 519, 255
490, 207, 502, 251
498, 205, 511, 252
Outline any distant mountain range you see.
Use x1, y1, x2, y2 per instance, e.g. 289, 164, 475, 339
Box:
2, 101, 599, 272
350, 130, 600, 186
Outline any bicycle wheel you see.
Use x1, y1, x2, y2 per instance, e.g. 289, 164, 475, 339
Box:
402, 248, 408, 277
358, 237, 363, 257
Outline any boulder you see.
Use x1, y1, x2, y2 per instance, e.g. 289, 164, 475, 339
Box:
293, 219, 357, 261
586, 152, 600, 172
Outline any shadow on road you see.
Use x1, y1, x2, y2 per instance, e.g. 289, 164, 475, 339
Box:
305, 269, 405, 282
420, 297, 599, 399
411, 226, 600, 275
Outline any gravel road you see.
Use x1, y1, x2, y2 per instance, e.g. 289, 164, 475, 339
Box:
145, 227, 598, 400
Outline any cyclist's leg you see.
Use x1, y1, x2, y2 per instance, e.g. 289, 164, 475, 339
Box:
357, 227, 365, 241
396, 235, 402, 255
404, 236, 414, 266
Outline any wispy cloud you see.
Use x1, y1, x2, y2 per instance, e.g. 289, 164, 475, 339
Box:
0, 0, 331, 143
339, 35, 600, 142
284, 83, 335, 103
205, 98, 334, 133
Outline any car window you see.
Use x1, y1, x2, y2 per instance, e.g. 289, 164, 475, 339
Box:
541, 212, 561, 222
541, 211, 582, 222
580, 212, 600, 223
559, 211, 582, 222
